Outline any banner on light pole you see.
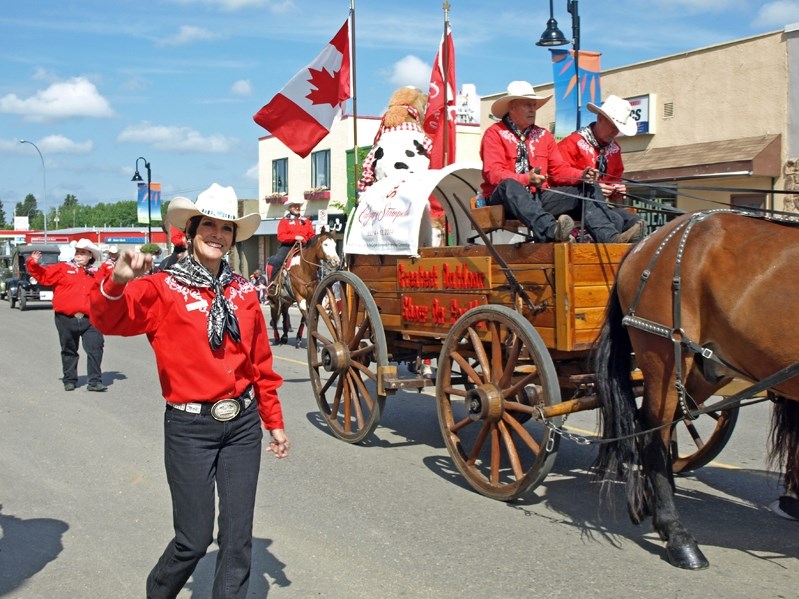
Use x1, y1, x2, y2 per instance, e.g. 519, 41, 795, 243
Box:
136, 182, 162, 224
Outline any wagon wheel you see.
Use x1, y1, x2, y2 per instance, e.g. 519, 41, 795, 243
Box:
671, 404, 739, 473
307, 271, 387, 444
437, 305, 561, 501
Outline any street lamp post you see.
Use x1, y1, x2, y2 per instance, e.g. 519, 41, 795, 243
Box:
537, 0, 582, 128
131, 157, 152, 244
19, 139, 48, 242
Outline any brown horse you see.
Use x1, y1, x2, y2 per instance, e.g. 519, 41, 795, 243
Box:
268, 231, 340, 347
593, 209, 799, 569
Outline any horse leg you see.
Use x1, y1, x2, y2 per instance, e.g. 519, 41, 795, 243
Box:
295, 311, 307, 349
641, 427, 709, 569
269, 303, 281, 345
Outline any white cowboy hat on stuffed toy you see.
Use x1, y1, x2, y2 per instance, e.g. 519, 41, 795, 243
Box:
587, 95, 638, 137
73, 238, 102, 262
490, 81, 552, 119
167, 183, 261, 242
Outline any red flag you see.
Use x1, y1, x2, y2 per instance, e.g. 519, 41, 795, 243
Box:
424, 23, 456, 168
253, 19, 351, 158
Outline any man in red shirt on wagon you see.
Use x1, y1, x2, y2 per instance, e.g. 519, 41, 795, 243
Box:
553, 94, 646, 242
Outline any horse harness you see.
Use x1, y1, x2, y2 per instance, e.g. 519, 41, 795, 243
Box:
621, 208, 799, 419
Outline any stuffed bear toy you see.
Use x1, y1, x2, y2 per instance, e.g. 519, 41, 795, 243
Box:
357, 86, 432, 192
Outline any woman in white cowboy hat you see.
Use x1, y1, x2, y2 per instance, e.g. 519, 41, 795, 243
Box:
554, 94, 646, 242
480, 81, 638, 243
27, 237, 107, 392
90, 183, 289, 598
267, 198, 315, 286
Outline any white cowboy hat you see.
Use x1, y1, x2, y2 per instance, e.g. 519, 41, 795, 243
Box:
107, 245, 120, 256
73, 238, 102, 262
490, 81, 552, 119
167, 183, 261, 242
587, 95, 638, 137
285, 199, 304, 207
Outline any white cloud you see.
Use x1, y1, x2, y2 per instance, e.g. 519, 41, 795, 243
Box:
754, 0, 799, 28
0, 77, 114, 122
231, 79, 252, 96
37, 134, 93, 154
245, 163, 259, 179
117, 122, 237, 153
387, 55, 430, 92
158, 25, 220, 46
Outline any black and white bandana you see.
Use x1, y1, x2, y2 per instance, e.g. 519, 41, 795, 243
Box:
166, 256, 241, 350
578, 124, 608, 177
503, 115, 533, 174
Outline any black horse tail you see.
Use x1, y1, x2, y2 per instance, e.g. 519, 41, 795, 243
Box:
592, 281, 646, 519
768, 395, 799, 495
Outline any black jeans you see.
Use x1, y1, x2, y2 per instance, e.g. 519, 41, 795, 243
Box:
267, 244, 293, 284
146, 400, 263, 599
54, 312, 104, 386
489, 179, 620, 242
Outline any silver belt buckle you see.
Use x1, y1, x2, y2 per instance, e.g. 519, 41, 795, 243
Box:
74, 312, 85, 319
211, 399, 241, 422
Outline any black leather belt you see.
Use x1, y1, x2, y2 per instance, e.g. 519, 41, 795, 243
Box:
167, 386, 255, 422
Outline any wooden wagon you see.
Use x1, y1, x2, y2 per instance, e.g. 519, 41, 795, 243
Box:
305, 165, 738, 500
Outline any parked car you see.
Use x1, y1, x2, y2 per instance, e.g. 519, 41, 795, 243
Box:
0, 253, 11, 300
7, 244, 62, 311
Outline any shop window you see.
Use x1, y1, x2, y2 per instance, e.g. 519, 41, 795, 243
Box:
272, 159, 287, 194
311, 150, 330, 189
627, 185, 678, 231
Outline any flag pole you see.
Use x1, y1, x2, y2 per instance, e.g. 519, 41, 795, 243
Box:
441, 1, 450, 166
349, 0, 360, 192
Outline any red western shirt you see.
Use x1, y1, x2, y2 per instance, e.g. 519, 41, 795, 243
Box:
277, 214, 315, 245
90, 271, 284, 430
26, 257, 98, 317
555, 131, 624, 184
480, 121, 584, 199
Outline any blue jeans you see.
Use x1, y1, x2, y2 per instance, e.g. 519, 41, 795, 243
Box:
146, 401, 263, 599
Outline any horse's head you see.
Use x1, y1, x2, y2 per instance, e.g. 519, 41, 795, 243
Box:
317, 232, 341, 269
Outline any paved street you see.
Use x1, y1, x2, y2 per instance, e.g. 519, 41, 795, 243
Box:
0, 302, 797, 598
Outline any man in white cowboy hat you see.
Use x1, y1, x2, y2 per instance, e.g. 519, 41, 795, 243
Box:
26, 238, 108, 392
267, 198, 315, 286
480, 81, 639, 243
553, 94, 646, 242
90, 182, 288, 598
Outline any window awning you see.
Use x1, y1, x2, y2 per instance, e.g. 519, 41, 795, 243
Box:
623, 134, 781, 181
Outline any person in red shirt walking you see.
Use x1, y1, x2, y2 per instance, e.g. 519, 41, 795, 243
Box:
267, 199, 315, 286
90, 183, 289, 599
27, 238, 106, 392
480, 81, 639, 243
554, 95, 646, 242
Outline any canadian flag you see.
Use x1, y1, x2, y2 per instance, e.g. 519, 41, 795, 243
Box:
253, 19, 351, 158
424, 23, 456, 169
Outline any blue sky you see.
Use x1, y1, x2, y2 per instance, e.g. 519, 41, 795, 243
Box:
2, 0, 798, 218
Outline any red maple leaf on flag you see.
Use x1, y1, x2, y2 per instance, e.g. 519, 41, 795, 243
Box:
306, 67, 345, 107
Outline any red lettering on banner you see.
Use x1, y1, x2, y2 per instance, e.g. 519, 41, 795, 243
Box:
442, 263, 486, 289
402, 296, 430, 323
397, 263, 439, 289
449, 298, 482, 323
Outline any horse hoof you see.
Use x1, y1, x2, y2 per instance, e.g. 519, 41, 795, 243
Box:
666, 543, 709, 570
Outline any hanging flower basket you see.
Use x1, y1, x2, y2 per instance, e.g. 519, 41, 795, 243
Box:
264, 193, 287, 205
303, 187, 330, 201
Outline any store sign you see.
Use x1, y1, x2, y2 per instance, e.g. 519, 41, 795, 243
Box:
627, 94, 655, 135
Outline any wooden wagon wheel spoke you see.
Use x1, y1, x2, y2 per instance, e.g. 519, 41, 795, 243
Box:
671, 404, 740, 473
315, 304, 338, 341
451, 350, 484, 386
489, 321, 504, 383
502, 411, 542, 454
467, 326, 490, 377
498, 420, 524, 480
500, 335, 524, 388
349, 314, 372, 351
324, 287, 343, 334
437, 305, 561, 501
319, 371, 340, 396
351, 359, 378, 381
345, 370, 368, 429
